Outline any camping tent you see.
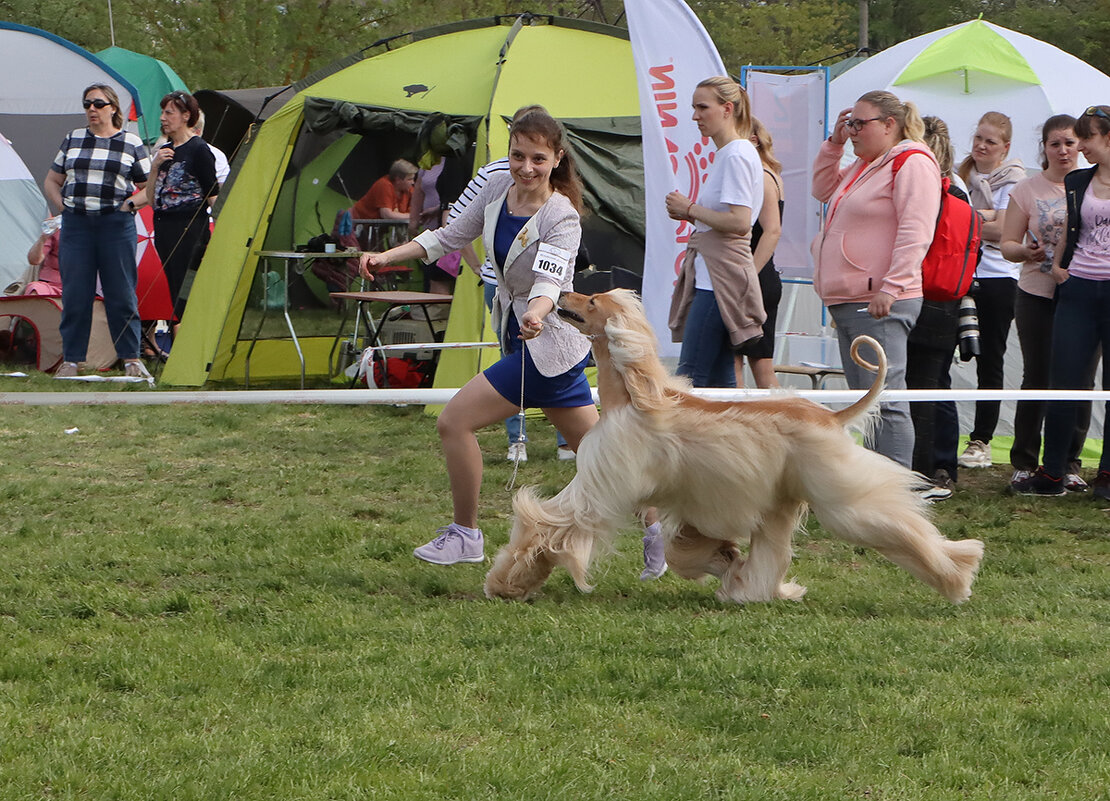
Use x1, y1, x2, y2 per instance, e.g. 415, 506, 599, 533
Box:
0, 131, 48, 288
0, 22, 142, 189
162, 14, 644, 387
96, 46, 189, 144
829, 19, 1110, 168
194, 86, 292, 160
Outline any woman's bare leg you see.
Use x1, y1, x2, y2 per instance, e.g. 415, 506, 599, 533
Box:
436, 374, 520, 528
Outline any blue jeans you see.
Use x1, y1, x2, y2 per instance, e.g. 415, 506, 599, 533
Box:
676, 289, 737, 388
829, 298, 922, 468
483, 281, 566, 447
1043, 276, 1110, 475
59, 210, 142, 361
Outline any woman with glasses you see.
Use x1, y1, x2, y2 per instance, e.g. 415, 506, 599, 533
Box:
811, 90, 941, 468
1014, 105, 1110, 500
954, 112, 1027, 471
43, 84, 151, 379
146, 91, 219, 328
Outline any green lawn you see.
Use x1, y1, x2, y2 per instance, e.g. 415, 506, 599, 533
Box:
1, 388, 1108, 800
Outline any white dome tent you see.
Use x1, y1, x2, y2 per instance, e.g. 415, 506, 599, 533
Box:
830, 19, 1110, 169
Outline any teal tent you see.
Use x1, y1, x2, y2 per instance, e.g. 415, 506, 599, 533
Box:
96, 46, 189, 143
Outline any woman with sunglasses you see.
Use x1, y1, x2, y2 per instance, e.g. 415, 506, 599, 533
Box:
1014, 105, 1110, 500
811, 90, 941, 468
954, 112, 1027, 471
43, 84, 151, 379
146, 91, 219, 328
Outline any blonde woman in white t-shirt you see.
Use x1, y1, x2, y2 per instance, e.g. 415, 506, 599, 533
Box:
665, 75, 765, 389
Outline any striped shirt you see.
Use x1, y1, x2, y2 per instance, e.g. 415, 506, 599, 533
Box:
52, 128, 150, 215
446, 157, 511, 285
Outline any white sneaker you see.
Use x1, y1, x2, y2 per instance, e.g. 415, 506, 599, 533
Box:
958, 439, 992, 468
557, 445, 576, 461
124, 360, 154, 382
506, 442, 527, 462
54, 361, 79, 378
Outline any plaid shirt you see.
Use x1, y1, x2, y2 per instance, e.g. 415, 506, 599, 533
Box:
51, 128, 150, 215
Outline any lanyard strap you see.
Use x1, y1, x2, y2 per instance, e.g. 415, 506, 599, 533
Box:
827, 162, 868, 225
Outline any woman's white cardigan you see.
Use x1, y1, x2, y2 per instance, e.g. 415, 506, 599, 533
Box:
415, 171, 590, 377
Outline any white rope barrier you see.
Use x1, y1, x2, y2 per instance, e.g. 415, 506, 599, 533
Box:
2, 387, 1109, 407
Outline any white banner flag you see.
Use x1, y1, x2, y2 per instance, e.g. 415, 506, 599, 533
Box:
626, 0, 727, 357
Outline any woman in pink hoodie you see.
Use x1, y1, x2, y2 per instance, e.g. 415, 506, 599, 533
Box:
811, 90, 941, 468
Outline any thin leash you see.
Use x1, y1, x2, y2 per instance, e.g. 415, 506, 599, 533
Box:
505, 343, 527, 492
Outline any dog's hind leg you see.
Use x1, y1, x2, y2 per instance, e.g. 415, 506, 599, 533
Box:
811, 493, 984, 603
717, 503, 807, 604
665, 524, 741, 581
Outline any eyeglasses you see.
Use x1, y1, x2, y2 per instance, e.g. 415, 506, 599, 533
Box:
82, 98, 111, 110
845, 116, 883, 132
1084, 106, 1110, 122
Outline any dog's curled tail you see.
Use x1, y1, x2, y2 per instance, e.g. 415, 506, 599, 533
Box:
833, 335, 887, 427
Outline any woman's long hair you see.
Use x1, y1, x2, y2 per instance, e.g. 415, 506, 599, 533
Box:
750, 117, 782, 174
509, 108, 584, 213
696, 76, 753, 139
957, 111, 1012, 184
922, 116, 955, 178
83, 84, 124, 130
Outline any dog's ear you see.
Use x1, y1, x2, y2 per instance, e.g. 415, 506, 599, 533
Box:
604, 313, 677, 413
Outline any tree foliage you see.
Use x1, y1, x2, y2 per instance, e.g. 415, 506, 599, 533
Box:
0, 0, 1106, 88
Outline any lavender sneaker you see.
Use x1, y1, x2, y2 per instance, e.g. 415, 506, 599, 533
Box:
413, 524, 485, 565
639, 531, 667, 581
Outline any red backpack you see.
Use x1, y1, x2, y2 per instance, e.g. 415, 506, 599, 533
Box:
891, 150, 982, 302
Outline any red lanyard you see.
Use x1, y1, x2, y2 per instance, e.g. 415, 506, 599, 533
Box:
827, 162, 868, 225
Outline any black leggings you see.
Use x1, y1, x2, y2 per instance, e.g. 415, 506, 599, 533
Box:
154, 210, 209, 321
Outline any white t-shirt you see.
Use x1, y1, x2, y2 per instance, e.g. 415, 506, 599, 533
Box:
693, 138, 763, 290
974, 181, 1017, 280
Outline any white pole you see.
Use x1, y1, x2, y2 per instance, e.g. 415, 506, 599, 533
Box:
107, 0, 116, 46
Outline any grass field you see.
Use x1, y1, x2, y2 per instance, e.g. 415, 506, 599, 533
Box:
1, 379, 1108, 800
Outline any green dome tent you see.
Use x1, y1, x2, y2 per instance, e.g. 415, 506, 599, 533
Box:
161, 14, 644, 387
96, 46, 189, 144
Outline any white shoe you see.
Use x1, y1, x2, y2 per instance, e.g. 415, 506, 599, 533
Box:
557, 445, 576, 461
124, 360, 154, 381
958, 439, 991, 468
506, 442, 527, 462
54, 361, 79, 378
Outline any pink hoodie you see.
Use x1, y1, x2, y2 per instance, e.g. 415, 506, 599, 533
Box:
810, 139, 941, 306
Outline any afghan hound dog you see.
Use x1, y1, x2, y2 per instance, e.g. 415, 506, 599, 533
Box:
484, 289, 984, 605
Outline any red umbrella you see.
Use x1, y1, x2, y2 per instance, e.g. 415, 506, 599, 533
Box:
134, 205, 175, 320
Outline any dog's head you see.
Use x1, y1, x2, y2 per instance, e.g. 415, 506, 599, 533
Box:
558, 289, 678, 412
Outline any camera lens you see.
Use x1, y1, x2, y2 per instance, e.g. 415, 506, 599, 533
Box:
958, 296, 980, 362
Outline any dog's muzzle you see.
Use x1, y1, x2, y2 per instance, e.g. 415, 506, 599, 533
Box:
556, 293, 585, 324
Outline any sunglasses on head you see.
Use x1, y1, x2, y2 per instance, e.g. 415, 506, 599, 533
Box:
1084, 106, 1110, 122
82, 98, 111, 110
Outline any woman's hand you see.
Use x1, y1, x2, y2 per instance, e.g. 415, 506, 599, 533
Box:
1050, 265, 1069, 285
151, 145, 174, 172
359, 252, 385, 280
830, 108, 852, 146
867, 292, 895, 319
519, 309, 545, 339
1026, 242, 1047, 264
666, 191, 693, 222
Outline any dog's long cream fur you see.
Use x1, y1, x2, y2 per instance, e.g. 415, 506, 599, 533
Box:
484, 289, 984, 605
